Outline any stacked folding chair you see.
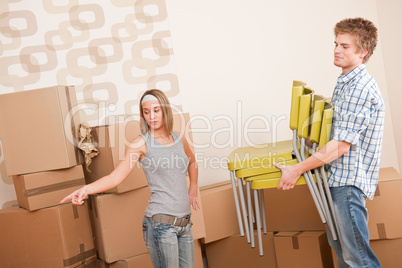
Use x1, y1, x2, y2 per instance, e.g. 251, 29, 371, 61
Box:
226, 81, 339, 256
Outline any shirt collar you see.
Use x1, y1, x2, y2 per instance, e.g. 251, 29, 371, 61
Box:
337, 64, 366, 84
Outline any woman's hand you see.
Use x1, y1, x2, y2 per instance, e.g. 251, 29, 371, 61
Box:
188, 186, 201, 211
60, 186, 88, 206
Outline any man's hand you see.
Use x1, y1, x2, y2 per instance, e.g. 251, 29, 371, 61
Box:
273, 162, 302, 190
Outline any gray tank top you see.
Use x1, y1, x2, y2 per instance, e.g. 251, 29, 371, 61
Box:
139, 131, 191, 218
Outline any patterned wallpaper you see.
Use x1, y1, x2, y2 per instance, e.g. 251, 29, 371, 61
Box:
0, 0, 181, 205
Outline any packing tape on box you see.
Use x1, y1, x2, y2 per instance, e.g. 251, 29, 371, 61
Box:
72, 204, 79, 219
292, 232, 303, 250
63, 243, 96, 267
377, 223, 387, 239
23, 179, 84, 197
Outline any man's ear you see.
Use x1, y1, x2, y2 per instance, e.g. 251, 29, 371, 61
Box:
360, 48, 369, 59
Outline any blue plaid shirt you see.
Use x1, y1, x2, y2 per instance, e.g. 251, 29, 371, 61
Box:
328, 64, 385, 199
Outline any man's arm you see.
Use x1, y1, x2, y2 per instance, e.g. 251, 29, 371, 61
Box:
273, 139, 351, 190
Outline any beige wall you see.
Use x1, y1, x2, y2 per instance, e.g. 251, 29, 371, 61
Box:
166, 0, 399, 186
376, 0, 402, 176
0, 1, 180, 206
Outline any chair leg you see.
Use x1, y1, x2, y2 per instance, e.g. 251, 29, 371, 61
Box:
320, 166, 341, 242
238, 178, 251, 243
254, 189, 264, 256
246, 181, 255, 247
230, 171, 244, 237
260, 189, 267, 234
293, 131, 326, 224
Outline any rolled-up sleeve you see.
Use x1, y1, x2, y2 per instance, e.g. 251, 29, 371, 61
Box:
332, 95, 371, 145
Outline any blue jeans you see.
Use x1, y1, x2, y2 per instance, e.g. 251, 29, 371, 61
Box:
327, 186, 380, 268
142, 216, 194, 268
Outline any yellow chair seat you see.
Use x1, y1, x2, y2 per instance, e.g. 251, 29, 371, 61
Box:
251, 174, 317, 190
227, 140, 294, 171
235, 158, 298, 178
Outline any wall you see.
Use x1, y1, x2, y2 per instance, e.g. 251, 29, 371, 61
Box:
376, 0, 402, 177
166, 0, 399, 186
0, 0, 181, 206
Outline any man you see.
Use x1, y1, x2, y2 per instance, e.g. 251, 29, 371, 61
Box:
274, 17, 384, 267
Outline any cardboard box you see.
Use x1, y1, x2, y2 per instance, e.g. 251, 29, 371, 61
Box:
366, 168, 402, 240
89, 185, 204, 263
199, 181, 241, 243
12, 165, 86, 211
331, 248, 338, 268
371, 238, 402, 267
274, 231, 333, 268
263, 184, 325, 232
194, 239, 204, 268
85, 113, 192, 193
0, 203, 95, 268
88, 187, 151, 263
205, 231, 278, 268
0, 85, 82, 176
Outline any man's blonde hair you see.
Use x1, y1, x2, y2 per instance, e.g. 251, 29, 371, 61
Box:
139, 89, 173, 135
334, 17, 378, 63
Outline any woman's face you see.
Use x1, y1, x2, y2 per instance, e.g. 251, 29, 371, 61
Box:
142, 100, 163, 131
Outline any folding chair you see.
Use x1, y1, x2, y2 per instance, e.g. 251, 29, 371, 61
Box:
226, 81, 313, 246
248, 91, 338, 256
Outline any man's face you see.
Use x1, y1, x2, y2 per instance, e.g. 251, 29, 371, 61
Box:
334, 33, 367, 74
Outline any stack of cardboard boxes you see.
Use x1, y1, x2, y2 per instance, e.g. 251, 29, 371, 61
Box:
0, 85, 96, 267
201, 168, 402, 268
200, 180, 333, 268
0, 86, 206, 268
332, 167, 402, 267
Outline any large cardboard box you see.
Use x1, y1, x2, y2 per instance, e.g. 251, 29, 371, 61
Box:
12, 165, 86, 211
0, 85, 82, 176
85, 113, 192, 193
371, 238, 402, 267
88, 187, 151, 263
199, 181, 241, 243
263, 184, 325, 232
0, 203, 95, 268
194, 239, 204, 268
366, 167, 402, 240
274, 231, 333, 268
205, 230, 278, 268
88, 185, 204, 263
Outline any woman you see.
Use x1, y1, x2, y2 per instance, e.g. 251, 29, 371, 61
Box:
60, 89, 200, 268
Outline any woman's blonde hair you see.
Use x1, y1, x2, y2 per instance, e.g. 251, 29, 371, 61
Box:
139, 89, 173, 135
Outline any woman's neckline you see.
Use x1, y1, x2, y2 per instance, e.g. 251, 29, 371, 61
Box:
148, 131, 177, 148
